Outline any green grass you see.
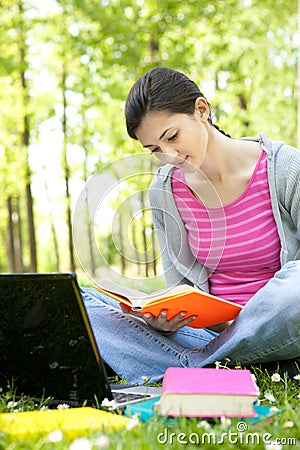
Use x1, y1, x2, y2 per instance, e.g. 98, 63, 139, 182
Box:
0, 367, 299, 449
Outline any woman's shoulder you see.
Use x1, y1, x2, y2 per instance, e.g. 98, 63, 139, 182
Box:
149, 164, 174, 190
259, 135, 300, 196
148, 164, 175, 209
258, 133, 300, 159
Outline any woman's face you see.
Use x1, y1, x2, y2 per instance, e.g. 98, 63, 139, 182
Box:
135, 101, 211, 173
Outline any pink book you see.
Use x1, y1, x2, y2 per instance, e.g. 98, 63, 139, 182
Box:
160, 367, 260, 417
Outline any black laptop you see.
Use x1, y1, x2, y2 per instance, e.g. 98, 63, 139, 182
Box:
0, 273, 160, 408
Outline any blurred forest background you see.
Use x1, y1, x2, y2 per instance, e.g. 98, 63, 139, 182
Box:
0, 0, 299, 285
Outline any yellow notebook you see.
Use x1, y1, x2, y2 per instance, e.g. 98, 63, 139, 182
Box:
0, 407, 130, 439
94, 280, 243, 329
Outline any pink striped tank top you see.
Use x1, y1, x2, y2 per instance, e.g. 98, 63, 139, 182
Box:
171, 150, 281, 306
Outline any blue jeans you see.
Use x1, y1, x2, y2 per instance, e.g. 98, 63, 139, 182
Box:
82, 261, 300, 384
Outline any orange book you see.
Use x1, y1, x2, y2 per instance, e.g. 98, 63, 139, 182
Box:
93, 280, 242, 329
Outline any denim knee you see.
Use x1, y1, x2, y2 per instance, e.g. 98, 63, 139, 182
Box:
272, 260, 300, 321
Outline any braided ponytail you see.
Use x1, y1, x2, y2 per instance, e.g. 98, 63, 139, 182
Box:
212, 123, 231, 138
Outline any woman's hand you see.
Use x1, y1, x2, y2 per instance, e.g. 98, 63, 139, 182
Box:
121, 304, 197, 333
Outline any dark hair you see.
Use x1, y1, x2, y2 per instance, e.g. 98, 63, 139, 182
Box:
125, 67, 228, 139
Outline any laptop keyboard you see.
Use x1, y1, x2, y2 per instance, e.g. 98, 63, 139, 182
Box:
112, 391, 151, 404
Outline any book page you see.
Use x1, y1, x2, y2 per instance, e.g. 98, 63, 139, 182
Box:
97, 279, 197, 309
97, 279, 145, 300
95, 280, 243, 328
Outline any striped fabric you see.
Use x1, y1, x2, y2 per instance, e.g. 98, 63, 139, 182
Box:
171, 150, 281, 306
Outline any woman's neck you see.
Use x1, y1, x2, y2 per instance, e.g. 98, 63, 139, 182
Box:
199, 127, 260, 182
184, 128, 262, 207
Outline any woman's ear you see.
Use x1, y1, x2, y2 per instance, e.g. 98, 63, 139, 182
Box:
194, 97, 210, 120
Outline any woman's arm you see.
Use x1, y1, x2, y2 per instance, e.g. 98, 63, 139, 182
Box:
207, 321, 233, 332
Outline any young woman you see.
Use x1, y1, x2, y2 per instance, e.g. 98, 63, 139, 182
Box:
82, 67, 300, 384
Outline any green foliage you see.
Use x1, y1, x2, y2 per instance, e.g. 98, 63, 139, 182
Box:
0, 0, 298, 273
0, 369, 300, 449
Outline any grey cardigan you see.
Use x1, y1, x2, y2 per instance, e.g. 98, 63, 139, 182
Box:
149, 133, 300, 292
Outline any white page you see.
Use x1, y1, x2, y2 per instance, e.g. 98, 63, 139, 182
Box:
97, 279, 196, 309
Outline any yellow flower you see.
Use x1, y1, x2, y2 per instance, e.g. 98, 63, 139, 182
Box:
293, 374, 300, 381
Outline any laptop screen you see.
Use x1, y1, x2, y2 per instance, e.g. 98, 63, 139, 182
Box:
0, 273, 112, 405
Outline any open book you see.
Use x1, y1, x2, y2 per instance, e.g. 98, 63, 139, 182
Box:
93, 280, 243, 329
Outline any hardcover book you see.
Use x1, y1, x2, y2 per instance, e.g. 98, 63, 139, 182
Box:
94, 280, 242, 329
159, 367, 260, 417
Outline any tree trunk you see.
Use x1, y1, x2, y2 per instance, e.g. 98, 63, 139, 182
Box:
15, 196, 24, 272
82, 120, 96, 277
62, 65, 76, 272
25, 181, 37, 271
238, 93, 249, 133
139, 189, 149, 278
150, 160, 158, 277
7, 197, 16, 272
19, 0, 37, 271
118, 211, 126, 275
43, 174, 60, 271
6, 196, 24, 272
131, 215, 141, 277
